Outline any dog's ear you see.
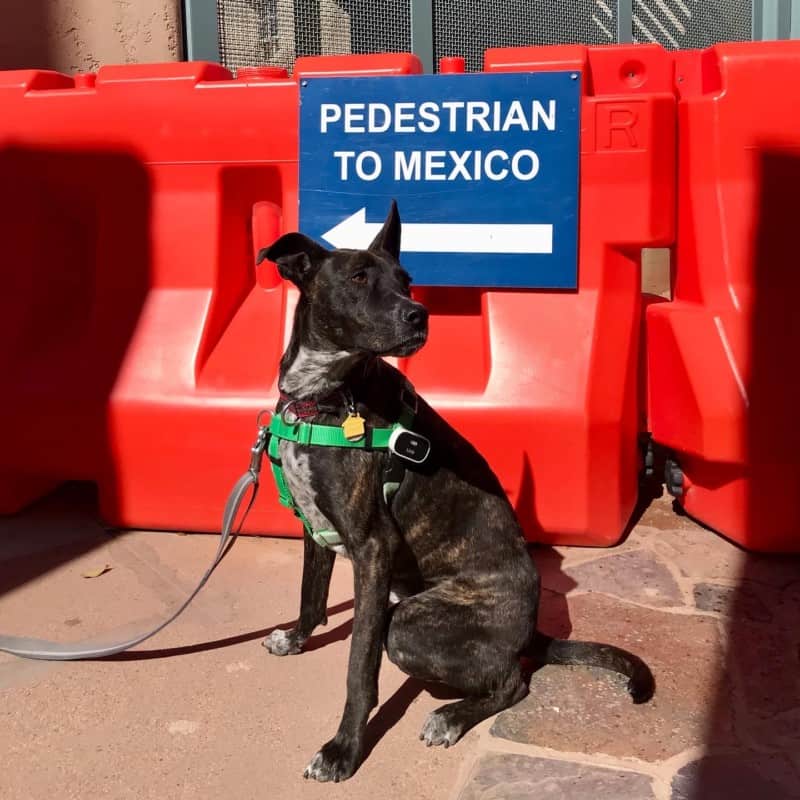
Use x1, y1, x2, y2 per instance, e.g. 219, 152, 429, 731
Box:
368, 200, 401, 261
257, 233, 328, 288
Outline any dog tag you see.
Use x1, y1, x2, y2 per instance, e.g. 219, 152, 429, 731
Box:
342, 413, 366, 442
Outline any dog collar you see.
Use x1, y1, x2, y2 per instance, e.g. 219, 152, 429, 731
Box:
277, 390, 344, 421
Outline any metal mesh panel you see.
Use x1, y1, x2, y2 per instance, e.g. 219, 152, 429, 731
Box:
216, 0, 293, 68
433, 1, 617, 73
631, 0, 752, 49
214, 1, 754, 74
217, 0, 411, 72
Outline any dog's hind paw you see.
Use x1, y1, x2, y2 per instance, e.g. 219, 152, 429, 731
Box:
263, 628, 303, 656
419, 709, 461, 748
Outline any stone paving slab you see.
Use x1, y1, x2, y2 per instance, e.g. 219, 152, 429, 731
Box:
538, 548, 685, 608
457, 753, 656, 800
671, 754, 800, 800
491, 593, 736, 761
693, 581, 773, 621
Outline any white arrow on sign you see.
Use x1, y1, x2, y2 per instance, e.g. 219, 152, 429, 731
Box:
321, 208, 553, 254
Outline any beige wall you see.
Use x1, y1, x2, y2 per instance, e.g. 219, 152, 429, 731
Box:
0, 0, 183, 74
642, 248, 672, 299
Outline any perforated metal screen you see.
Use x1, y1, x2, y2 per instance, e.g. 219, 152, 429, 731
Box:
632, 0, 752, 49
217, 0, 410, 71
433, 0, 616, 73
214, 1, 754, 74
217, 0, 288, 68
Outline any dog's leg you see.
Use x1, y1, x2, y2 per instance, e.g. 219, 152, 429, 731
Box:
264, 533, 335, 656
304, 537, 393, 782
418, 669, 528, 747
386, 582, 532, 747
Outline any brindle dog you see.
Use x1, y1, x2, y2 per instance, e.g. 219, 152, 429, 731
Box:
258, 202, 654, 782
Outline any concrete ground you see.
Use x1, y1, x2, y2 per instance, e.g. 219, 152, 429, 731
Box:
1, 484, 799, 800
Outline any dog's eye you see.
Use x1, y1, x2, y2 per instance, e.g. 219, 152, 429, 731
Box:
351, 270, 368, 285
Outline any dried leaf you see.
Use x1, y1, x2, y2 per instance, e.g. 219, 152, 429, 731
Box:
82, 564, 112, 579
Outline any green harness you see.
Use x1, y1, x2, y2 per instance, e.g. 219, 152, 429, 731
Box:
267, 389, 417, 550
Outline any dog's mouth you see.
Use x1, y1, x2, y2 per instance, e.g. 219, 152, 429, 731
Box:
382, 331, 427, 357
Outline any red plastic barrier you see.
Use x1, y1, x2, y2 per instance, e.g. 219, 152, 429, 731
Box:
0, 47, 675, 546
479, 44, 674, 544
0, 55, 418, 534
647, 41, 800, 552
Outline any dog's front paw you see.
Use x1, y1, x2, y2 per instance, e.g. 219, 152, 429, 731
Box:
303, 737, 361, 782
262, 628, 304, 656
419, 708, 461, 748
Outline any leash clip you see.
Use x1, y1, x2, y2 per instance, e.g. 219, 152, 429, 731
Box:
250, 413, 271, 476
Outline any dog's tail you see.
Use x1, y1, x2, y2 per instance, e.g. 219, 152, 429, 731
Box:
525, 634, 655, 704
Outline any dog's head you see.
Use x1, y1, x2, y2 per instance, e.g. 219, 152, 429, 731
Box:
258, 201, 428, 357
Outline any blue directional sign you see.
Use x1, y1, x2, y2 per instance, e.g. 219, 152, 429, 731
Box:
299, 72, 580, 289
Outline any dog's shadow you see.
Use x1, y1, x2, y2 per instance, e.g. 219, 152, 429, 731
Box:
100, 551, 574, 755
528, 545, 575, 640
362, 677, 465, 759
97, 599, 357, 661
299, 613, 355, 652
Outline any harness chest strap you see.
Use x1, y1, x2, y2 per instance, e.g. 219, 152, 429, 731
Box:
268, 387, 419, 550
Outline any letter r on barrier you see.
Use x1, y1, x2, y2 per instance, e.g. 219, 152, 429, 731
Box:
595, 102, 642, 151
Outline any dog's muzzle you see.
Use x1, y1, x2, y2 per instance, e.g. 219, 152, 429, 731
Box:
389, 301, 428, 356
400, 301, 428, 331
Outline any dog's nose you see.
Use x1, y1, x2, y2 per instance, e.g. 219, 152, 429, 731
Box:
402, 304, 428, 328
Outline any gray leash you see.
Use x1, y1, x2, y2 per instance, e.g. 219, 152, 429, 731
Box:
0, 420, 270, 661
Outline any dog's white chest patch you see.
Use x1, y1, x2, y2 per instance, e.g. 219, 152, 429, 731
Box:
280, 346, 358, 398
279, 440, 346, 554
